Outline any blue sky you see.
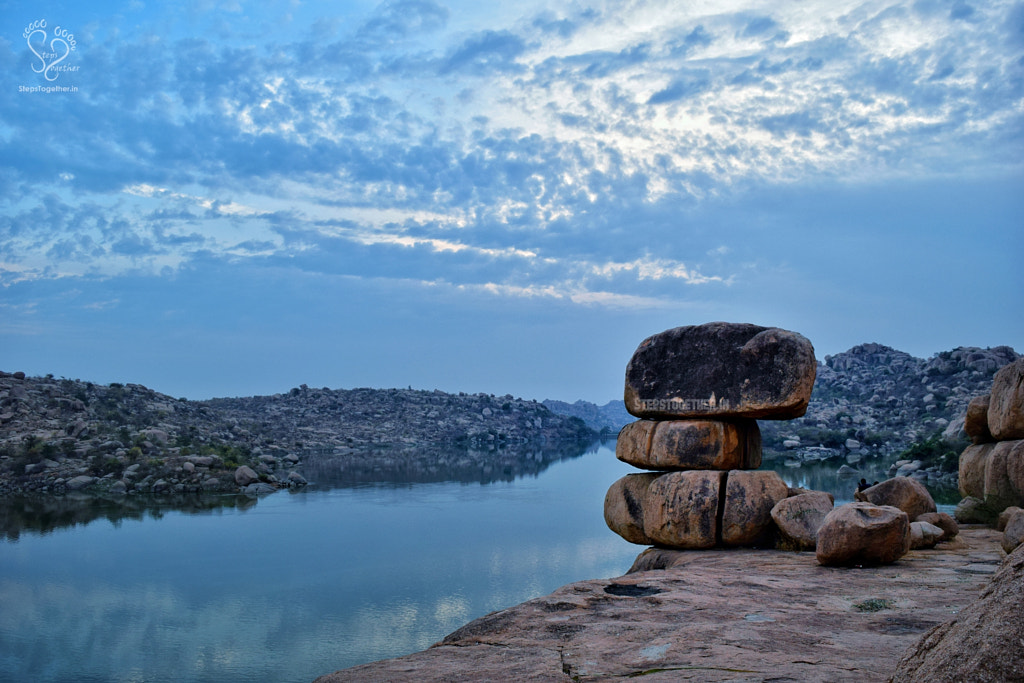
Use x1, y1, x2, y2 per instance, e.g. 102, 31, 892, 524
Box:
2, 0, 1022, 402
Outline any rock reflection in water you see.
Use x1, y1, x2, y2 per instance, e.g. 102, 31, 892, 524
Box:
299, 441, 595, 489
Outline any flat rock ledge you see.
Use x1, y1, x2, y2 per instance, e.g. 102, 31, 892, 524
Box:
314, 526, 1005, 683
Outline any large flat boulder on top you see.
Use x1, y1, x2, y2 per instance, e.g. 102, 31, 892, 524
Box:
816, 502, 911, 566
988, 357, 1024, 440
624, 322, 816, 420
616, 418, 761, 471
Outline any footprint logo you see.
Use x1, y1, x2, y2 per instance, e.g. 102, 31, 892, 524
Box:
24, 20, 76, 82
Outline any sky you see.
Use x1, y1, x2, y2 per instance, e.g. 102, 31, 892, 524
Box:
1, 0, 1022, 403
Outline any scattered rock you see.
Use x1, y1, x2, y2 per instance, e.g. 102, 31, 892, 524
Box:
234, 465, 260, 486
816, 502, 911, 566
771, 491, 835, 550
987, 357, 1024, 440
287, 471, 308, 486
914, 512, 958, 541
955, 496, 1000, 524
855, 477, 936, 520
909, 521, 944, 549
244, 482, 277, 496
65, 475, 95, 491
1002, 509, 1024, 554
889, 542, 1024, 682
623, 322, 816, 420
997, 506, 1023, 532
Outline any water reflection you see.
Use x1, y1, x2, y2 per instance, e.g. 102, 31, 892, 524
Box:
0, 441, 596, 541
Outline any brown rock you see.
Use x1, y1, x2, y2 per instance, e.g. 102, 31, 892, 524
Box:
889, 542, 1024, 683
642, 471, 724, 549
1002, 509, 1024, 554
959, 442, 995, 499
816, 502, 911, 566
854, 477, 936, 520
914, 512, 958, 541
965, 394, 993, 443
623, 322, 816, 420
988, 357, 1024, 440
616, 418, 761, 471
771, 491, 835, 550
909, 521, 944, 549
721, 470, 789, 547
997, 506, 1023, 532
982, 440, 1024, 510
603, 473, 660, 545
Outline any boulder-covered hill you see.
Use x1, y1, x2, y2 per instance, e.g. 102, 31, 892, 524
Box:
0, 373, 593, 496
547, 344, 1020, 461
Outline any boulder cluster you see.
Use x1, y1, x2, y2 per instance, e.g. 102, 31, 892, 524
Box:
605, 322, 818, 550
605, 323, 960, 566
955, 357, 1024, 552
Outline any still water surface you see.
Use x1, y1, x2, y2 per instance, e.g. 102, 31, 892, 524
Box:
0, 442, 950, 682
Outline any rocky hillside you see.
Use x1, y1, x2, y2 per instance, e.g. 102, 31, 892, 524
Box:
549, 344, 1019, 468
542, 399, 632, 435
0, 373, 593, 496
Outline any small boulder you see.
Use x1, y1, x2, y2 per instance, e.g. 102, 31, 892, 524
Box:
965, 394, 993, 443
771, 491, 835, 550
816, 502, 911, 567
855, 477, 936, 520
65, 475, 95, 491
643, 471, 724, 549
914, 512, 958, 541
623, 322, 816, 420
604, 473, 660, 545
1003, 509, 1024, 554
234, 465, 260, 486
997, 506, 1023, 532
988, 357, 1024, 440
721, 470, 789, 547
287, 471, 308, 487
955, 496, 1000, 525
244, 482, 277, 496
909, 521, 944, 549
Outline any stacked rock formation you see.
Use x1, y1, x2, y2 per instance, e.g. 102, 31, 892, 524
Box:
604, 322, 817, 549
956, 357, 1024, 534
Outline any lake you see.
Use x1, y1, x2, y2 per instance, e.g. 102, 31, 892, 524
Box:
0, 441, 953, 682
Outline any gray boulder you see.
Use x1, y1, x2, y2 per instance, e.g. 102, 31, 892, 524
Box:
771, 491, 835, 550
623, 322, 816, 420
914, 512, 958, 542
909, 521, 944, 549
65, 475, 95, 491
234, 465, 260, 486
816, 502, 911, 567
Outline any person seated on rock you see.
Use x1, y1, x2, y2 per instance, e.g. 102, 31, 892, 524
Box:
856, 478, 870, 492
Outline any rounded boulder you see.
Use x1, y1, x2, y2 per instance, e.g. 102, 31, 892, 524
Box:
816, 502, 911, 567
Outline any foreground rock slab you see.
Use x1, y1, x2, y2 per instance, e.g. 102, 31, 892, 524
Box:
314, 527, 1004, 683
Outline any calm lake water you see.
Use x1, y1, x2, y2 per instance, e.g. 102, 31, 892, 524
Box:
0, 441, 955, 683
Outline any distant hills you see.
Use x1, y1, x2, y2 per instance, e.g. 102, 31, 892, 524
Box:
544, 344, 1020, 463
